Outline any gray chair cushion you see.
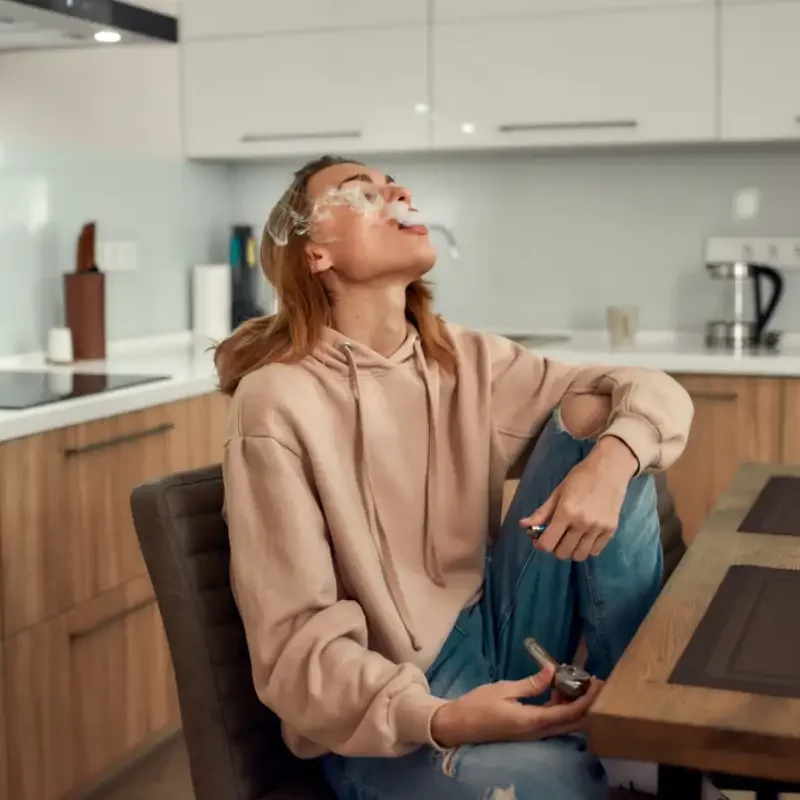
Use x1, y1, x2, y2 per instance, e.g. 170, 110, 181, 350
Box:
131, 465, 332, 800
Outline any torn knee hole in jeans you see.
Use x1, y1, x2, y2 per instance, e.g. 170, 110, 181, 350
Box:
438, 750, 517, 799
438, 747, 459, 777
485, 787, 516, 800
557, 394, 612, 440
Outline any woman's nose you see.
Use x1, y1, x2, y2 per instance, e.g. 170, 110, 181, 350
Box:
389, 184, 412, 206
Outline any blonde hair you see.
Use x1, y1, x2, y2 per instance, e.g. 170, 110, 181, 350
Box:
214, 155, 456, 396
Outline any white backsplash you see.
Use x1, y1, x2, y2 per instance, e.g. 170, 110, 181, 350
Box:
232, 145, 800, 334
0, 141, 232, 356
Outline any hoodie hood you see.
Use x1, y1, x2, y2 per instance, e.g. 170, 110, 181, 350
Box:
314, 325, 421, 374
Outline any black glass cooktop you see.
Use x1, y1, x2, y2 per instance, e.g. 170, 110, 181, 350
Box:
0, 370, 169, 410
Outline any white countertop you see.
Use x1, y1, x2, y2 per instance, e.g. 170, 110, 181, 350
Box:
489, 328, 800, 376
1, 328, 799, 444
0, 333, 218, 443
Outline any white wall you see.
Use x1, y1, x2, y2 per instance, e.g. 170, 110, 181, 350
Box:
0, 38, 232, 356
231, 146, 800, 334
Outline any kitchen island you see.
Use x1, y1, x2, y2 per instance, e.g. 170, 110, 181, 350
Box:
1, 328, 800, 800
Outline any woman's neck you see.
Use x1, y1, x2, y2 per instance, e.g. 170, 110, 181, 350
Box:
331, 284, 409, 358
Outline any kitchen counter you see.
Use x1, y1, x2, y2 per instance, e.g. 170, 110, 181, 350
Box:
0, 333, 218, 443
2, 328, 800, 444
491, 328, 800, 377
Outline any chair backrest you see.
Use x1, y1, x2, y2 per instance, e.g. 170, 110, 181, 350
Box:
130, 464, 327, 800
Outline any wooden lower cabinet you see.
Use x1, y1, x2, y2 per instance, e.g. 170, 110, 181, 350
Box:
0, 647, 7, 800
0, 428, 73, 637
185, 390, 230, 469
1, 393, 229, 637
0, 391, 227, 799
667, 374, 783, 543
4, 577, 180, 800
63, 404, 178, 612
4, 614, 73, 800
782, 378, 800, 465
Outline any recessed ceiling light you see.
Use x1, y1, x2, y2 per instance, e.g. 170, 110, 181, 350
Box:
94, 30, 121, 43
460, 122, 476, 134
414, 103, 429, 115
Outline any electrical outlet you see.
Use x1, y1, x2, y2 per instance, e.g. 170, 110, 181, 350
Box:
705, 237, 800, 270
96, 241, 137, 272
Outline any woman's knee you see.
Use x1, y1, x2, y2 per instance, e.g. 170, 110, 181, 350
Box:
559, 394, 612, 440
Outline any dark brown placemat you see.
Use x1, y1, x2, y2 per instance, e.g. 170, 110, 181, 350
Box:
669, 565, 800, 698
738, 476, 800, 536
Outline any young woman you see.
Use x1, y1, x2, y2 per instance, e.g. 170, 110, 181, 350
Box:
216, 155, 694, 800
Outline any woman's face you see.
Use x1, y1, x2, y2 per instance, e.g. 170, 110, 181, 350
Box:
303, 162, 437, 284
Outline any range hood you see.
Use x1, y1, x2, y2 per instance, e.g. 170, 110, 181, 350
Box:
0, 0, 178, 52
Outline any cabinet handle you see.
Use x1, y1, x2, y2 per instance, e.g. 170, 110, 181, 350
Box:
63, 422, 174, 458
688, 391, 738, 402
497, 119, 639, 134
70, 598, 157, 641
241, 130, 363, 144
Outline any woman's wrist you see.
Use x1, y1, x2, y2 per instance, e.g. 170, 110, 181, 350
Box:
592, 435, 639, 478
430, 702, 458, 748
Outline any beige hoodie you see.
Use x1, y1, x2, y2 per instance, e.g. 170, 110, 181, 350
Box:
223, 324, 692, 760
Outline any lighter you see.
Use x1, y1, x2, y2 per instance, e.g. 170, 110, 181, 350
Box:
527, 524, 546, 540
523, 637, 592, 700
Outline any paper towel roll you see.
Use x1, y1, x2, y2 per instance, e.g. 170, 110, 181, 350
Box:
192, 264, 232, 343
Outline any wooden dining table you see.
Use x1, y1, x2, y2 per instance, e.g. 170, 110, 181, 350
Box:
587, 461, 800, 799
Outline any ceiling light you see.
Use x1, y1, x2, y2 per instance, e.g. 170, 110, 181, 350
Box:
94, 30, 121, 43
414, 103, 429, 115
460, 122, 476, 135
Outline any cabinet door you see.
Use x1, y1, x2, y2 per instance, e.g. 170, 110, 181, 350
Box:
190, 391, 230, 468
0, 428, 72, 636
64, 405, 176, 607
183, 28, 430, 159
432, 7, 716, 149
4, 615, 74, 800
0, 647, 7, 800
183, 0, 427, 39
666, 375, 782, 543
4, 578, 180, 800
782, 379, 800, 465
720, 2, 800, 141
434, 0, 710, 22
68, 578, 180, 789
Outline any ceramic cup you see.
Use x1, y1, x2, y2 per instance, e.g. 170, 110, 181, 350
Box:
606, 305, 639, 348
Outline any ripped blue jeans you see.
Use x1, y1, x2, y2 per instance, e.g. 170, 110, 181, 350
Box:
322, 413, 663, 800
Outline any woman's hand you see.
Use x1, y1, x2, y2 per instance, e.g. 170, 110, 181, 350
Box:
520, 436, 638, 561
430, 664, 603, 748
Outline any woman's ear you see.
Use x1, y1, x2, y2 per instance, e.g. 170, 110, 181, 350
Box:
305, 242, 333, 274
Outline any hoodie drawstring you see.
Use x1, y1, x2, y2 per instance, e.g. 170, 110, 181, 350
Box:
412, 340, 446, 588
341, 344, 424, 651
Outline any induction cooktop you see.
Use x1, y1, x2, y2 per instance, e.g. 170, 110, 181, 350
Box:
0, 370, 170, 410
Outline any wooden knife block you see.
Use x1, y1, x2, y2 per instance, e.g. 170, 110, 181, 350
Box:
64, 272, 106, 360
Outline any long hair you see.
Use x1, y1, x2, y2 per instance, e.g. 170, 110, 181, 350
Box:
214, 155, 457, 395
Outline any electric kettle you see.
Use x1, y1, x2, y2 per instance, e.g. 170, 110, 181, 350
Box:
705, 261, 784, 351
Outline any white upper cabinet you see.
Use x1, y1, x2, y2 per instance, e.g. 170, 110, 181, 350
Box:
720, 2, 800, 141
434, 0, 712, 22
431, 6, 716, 149
182, 0, 428, 39
183, 27, 431, 159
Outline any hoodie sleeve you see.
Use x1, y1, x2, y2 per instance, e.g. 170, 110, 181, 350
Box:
485, 334, 693, 474
223, 434, 447, 759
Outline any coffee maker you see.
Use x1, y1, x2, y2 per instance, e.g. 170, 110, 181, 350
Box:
705, 261, 784, 351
